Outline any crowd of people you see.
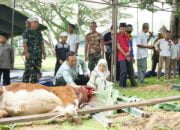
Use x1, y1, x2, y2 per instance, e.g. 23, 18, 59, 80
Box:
0, 17, 180, 90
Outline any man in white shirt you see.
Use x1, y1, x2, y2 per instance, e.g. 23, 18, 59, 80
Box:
136, 23, 153, 83
67, 23, 80, 54
155, 31, 173, 80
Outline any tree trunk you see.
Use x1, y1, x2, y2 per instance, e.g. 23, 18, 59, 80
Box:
170, 0, 180, 38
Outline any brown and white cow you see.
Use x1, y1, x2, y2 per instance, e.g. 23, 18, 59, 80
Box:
0, 83, 89, 118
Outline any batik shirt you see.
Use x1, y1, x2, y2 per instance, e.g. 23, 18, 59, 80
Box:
86, 32, 103, 54
22, 29, 43, 60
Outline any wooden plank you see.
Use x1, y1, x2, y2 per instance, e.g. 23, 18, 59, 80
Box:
0, 95, 180, 125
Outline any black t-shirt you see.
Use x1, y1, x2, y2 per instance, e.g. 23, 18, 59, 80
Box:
103, 32, 112, 53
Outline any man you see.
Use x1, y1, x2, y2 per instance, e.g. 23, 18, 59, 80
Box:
126, 24, 137, 86
117, 23, 130, 87
155, 31, 173, 81
67, 23, 80, 54
85, 21, 104, 71
103, 26, 113, 72
22, 17, 46, 83
55, 51, 89, 87
136, 23, 153, 83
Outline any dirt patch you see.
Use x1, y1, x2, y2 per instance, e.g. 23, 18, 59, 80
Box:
112, 111, 180, 130
135, 84, 172, 92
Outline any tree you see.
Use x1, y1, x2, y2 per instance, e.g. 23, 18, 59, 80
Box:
138, 0, 180, 38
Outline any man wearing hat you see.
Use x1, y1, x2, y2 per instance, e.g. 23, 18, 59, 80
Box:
22, 17, 46, 83
117, 22, 130, 87
54, 32, 70, 75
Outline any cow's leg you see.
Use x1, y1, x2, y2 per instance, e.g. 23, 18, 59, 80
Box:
0, 110, 8, 118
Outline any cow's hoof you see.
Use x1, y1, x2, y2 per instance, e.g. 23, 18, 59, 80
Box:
71, 116, 82, 125
0, 110, 8, 118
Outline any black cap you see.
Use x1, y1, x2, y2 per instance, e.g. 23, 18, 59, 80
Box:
119, 22, 126, 27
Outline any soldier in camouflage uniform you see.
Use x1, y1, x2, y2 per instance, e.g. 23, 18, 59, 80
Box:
22, 17, 46, 83
85, 21, 104, 71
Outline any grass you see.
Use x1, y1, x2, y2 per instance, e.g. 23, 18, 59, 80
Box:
116, 76, 180, 99
14, 56, 56, 70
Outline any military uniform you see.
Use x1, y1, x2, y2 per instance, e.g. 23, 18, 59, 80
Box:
85, 32, 103, 71
22, 29, 43, 83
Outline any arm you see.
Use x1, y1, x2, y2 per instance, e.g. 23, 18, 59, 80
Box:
136, 33, 153, 49
99, 33, 104, 58
10, 46, 14, 69
103, 40, 112, 45
41, 43, 46, 59
117, 43, 128, 57
22, 31, 30, 59
79, 58, 88, 74
100, 39, 104, 58
62, 70, 76, 86
74, 35, 80, 54
85, 34, 89, 61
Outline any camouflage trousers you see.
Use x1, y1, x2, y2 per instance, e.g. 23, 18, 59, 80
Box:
88, 52, 101, 71
22, 58, 42, 83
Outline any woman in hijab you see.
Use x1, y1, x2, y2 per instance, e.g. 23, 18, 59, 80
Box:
87, 59, 111, 91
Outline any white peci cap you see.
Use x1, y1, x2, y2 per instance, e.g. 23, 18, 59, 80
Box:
27, 17, 39, 22
60, 32, 68, 37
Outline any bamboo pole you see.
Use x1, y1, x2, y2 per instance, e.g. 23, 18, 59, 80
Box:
0, 96, 180, 125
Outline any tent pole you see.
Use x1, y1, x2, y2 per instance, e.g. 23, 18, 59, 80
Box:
11, 0, 15, 45
111, 0, 118, 82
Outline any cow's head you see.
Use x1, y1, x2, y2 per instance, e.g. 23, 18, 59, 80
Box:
73, 86, 95, 108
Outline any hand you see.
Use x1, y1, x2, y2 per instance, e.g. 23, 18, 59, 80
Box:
148, 45, 154, 49
126, 57, 131, 61
84, 72, 90, 77
42, 53, 46, 60
25, 52, 30, 60
132, 58, 135, 63
125, 52, 130, 57
59, 60, 63, 64
85, 56, 88, 61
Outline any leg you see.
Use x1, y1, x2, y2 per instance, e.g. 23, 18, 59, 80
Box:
75, 75, 89, 85
54, 62, 61, 76
173, 60, 177, 79
88, 52, 101, 72
119, 61, 127, 87
3, 69, 10, 85
157, 56, 164, 80
168, 59, 172, 79
22, 60, 32, 83
127, 60, 137, 86
0, 69, 2, 84
55, 77, 66, 86
137, 58, 146, 83
165, 57, 170, 80
30, 60, 42, 83
105, 52, 111, 72
141, 58, 147, 83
